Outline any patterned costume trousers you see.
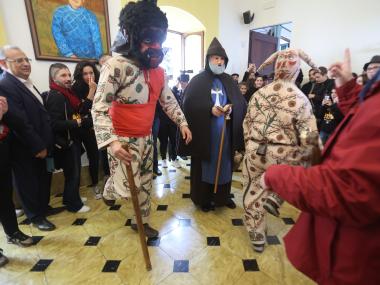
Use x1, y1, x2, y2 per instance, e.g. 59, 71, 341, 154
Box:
103, 135, 153, 224
242, 141, 300, 250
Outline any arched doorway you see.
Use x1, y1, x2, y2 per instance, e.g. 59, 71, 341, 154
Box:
159, 6, 205, 87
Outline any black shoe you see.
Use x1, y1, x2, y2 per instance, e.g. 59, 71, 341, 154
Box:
131, 223, 159, 238
102, 197, 116, 207
225, 199, 236, 209
0, 249, 9, 268
32, 218, 56, 231
46, 205, 66, 216
180, 156, 188, 161
7, 231, 34, 247
153, 169, 162, 176
201, 202, 215, 212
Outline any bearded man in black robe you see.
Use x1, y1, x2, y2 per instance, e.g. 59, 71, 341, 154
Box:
179, 38, 247, 212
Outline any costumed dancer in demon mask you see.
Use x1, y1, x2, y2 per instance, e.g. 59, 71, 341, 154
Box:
242, 49, 320, 252
91, 0, 192, 238
179, 38, 247, 212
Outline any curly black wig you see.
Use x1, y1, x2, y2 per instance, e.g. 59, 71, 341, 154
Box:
72, 61, 100, 100
118, 0, 168, 54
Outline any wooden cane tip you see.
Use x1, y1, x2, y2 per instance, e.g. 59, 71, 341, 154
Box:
146, 264, 152, 271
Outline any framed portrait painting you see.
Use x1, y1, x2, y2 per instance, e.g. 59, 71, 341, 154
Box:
25, 0, 111, 62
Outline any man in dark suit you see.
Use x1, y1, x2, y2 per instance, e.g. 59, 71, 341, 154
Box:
0, 46, 55, 231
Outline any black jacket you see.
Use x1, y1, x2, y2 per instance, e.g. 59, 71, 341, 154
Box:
44, 89, 81, 149
0, 72, 53, 157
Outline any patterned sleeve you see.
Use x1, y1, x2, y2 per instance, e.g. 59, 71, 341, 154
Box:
91, 58, 124, 149
88, 10, 103, 59
296, 95, 319, 148
159, 80, 188, 127
51, 7, 73, 57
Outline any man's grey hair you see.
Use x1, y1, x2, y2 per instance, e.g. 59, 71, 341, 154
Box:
0, 45, 22, 60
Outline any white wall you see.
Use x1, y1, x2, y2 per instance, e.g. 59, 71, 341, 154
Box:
0, 0, 120, 91
220, 0, 380, 80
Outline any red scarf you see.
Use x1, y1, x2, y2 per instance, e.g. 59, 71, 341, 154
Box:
50, 81, 81, 112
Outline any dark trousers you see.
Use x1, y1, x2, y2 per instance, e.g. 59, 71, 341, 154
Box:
100, 149, 110, 176
57, 142, 83, 212
152, 116, 160, 172
0, 139, 19, 236
81, 129, 99, 185
12, 150, 50, 222
158, 121, 177, 161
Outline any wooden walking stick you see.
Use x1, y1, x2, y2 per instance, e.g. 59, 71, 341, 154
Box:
213, 105, 231, 193
122, 144, 152, 271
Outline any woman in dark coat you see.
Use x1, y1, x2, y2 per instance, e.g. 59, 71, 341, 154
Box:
72, 61, 103, 199
179, 37, 247, 212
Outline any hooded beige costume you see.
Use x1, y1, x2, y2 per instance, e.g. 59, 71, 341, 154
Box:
242, 49, 319, 252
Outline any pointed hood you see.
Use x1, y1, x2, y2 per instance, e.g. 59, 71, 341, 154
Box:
205, 37, 229, 70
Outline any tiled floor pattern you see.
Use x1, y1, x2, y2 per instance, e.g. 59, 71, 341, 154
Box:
0, 160, 315, 285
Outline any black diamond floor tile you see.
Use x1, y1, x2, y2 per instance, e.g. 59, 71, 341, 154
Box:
267, 235, 281, 245
242, 259, 259, 272
182, 193, 191, 198
55, 193, 63, 197
147, 237, 160, 246
282, 217, 295, 225
173, 260, 189, 273
231, 219, 244, 226
229, 193, 235, 198
85, 236, 101, 246
179, 219, 191, 227
164, 183, 171, 189
109, 205, 121, 211
184, 176, 191, 180
125, 219, 132, 226
32, 236, 44, 245
169, 170, 176, 173
102, 260, 121, 272
207, 237, 220, 246
186, 164, 191, 166
157, 205, 168, 211
72, 218, 87, 225
30, 259, 53, 272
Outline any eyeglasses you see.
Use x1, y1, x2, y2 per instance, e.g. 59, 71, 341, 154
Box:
6, 57, 32, 64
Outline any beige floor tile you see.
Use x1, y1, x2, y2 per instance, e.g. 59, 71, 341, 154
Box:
8, 272, 47, 285
159, 226, 206, 260
158, 273, 201, 285
190, 247, 245, 285
117, 247, 173, 285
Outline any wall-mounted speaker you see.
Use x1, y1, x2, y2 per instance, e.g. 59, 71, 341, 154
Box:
243, 10, 254, 24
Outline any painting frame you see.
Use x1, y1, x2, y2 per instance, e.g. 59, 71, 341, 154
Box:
24, 0, 111, 62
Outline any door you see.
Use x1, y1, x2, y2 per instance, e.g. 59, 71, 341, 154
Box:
248, 31, 278, 76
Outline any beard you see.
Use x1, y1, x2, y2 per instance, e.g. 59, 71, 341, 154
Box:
132, 47, 164, 69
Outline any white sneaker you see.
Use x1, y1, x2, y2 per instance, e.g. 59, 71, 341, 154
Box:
77, 205, 91, 213
15, 209, 24, 218
172, 159, 181, 168
81, 197, 88, 203
93, 185, 102, 200
162, 159, 168, 167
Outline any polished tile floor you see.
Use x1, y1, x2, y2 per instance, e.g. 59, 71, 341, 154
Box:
0, 159, 315, 285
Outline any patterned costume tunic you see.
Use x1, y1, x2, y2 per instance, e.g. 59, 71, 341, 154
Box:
92, 55, 187, 223
242, 49, 319, 251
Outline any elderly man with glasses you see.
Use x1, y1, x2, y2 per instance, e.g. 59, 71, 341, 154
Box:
0, 45, 55, 231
